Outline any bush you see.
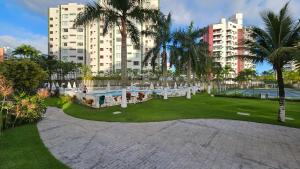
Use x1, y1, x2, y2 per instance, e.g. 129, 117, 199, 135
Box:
57, 95, 76, 108
0, 59, 48, 94
12, 93, 47, 126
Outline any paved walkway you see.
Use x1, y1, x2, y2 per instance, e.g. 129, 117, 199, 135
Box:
38, 107, 300, 169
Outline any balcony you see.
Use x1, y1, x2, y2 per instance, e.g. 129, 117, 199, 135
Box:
213, 36, 222, 40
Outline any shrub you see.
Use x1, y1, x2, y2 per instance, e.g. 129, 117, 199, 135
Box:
57, 95, 76, 108
0, 59, 48, 94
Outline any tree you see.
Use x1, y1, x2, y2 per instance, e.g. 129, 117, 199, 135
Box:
12, 45, 41, 59
222, 65, 235, 80
170, 22, 208, 84
241, 2, 300, 122
74, 0, 159, 108
143, 12, 172, 86
32, 55, 59, 90
258, 70, 276, 84
0, 59, 47, 94
81, 65, 93, 81
284, 71, 300, 84
235, 69, 256, 87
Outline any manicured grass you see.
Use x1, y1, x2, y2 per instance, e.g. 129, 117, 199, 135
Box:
46, 94, 300, 128
0, 124, 69, 169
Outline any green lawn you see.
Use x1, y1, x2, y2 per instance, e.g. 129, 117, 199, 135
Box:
46, 94, 300, 128
0, 124, 69, 169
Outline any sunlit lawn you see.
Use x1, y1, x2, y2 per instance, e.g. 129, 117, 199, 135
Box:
46, 94, 300, 128
0, 124, 69, 169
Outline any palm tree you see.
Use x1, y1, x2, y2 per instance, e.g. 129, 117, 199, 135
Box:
222, 65, 235, 80
74, 0, 159, 108
170, 22, 208, 84
242, 2, 300, 122
236, 68, 256, 88
143, 12, 172, 86
12, 45, 40, 59
35, 54, 59, 91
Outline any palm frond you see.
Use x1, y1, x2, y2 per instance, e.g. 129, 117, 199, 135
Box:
128, 6, 159, 23
126, 20, 140, 47
143, 45, 160, 66
74, 2, 106, 27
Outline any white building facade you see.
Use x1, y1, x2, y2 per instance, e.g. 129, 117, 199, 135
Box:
204, 13, 255, 77
48, 0, 159, 75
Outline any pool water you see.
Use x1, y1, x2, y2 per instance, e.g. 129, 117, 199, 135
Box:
91, 89, 176, 97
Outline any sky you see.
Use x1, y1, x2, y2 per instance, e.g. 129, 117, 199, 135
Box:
0, 0, 300, 73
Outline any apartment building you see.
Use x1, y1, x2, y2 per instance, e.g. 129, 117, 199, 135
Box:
284, 61, 298, 71
205, 13, 255, 77
48, 0, 159, 75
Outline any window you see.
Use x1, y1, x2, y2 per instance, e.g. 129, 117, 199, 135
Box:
62, 49, 68, 55
70, 55, 76, 58
62, 35, 68, 39
50, 18, 53, 21
63, 8, 68, 11
100, 48, 104, 51
116, 38, 121, 42
63, 28, 68, 32
133, 61, 139, 66
100, 63, 104, 66
116, 53, 121, 58
50, 31, 53, 34
116, 45, 121, 50
50, 24, 53, 27
77, 28, 83, 32
62, 56, 68, 61
62, 14, 68, 19
77, 35, 83, 40
100, 55, 104, 59
50, 38, 53, 41
78, 56, 83, 60
63, 43, 68, 47
100, 40, 104, 43
62, 21, 68, 26
77, 42, 83, 46
49, 44, 53, 48
77, 49, 84, 53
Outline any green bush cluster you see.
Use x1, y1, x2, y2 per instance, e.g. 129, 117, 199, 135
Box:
1, 93, 47, 130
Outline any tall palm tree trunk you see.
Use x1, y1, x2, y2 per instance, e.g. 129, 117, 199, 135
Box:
121, 18, 128, 108
186, 57, 192, 99
187, 57, 192, 84
276, 68, 285, 122
162, 47, 167, 87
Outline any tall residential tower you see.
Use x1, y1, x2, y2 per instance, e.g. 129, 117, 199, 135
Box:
205, 13, 255, 77
48, 0, 159, 75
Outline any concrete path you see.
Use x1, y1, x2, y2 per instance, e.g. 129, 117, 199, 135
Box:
38, 107, 300, 169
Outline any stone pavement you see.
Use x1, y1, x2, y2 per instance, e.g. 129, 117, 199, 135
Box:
37, 107, 300, 169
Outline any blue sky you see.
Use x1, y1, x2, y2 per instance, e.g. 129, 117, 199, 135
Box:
1, 0, 299, 73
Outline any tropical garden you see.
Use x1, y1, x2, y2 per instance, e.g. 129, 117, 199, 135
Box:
0, 1, 300, 168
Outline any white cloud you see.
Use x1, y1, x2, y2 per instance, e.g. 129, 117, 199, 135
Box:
8, 0, 93, 16
0, 22, 48, 53
0, 34, 47, 54
161, 0, 300, 27
160, 0, 193, 25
